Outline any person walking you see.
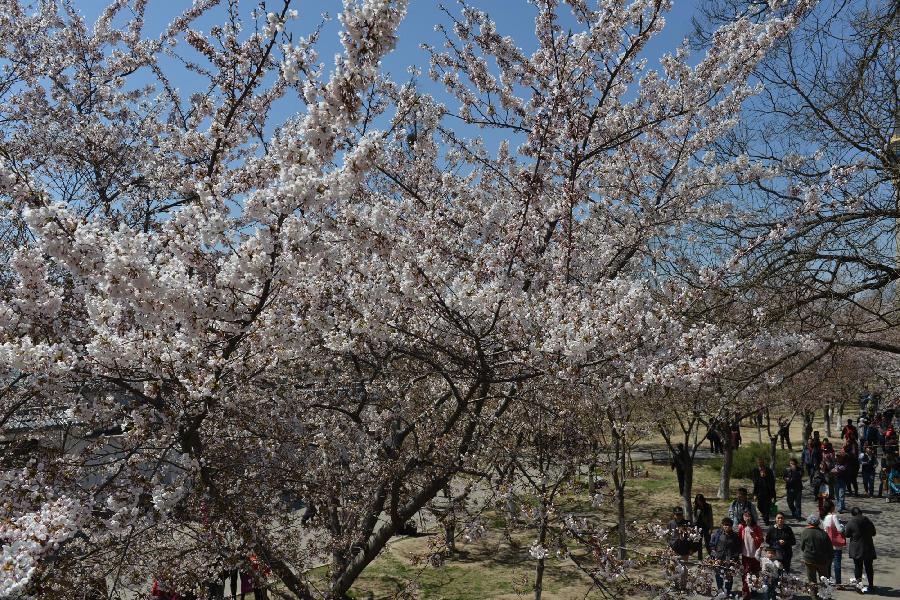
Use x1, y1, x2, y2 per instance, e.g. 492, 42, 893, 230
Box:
811, 461, 831, 518
752, 457, 776, 526
799, 514, 832, 600
783, 458, 804, 520
863, 417, 881, 448
842, 419, 858, 443
860, 444, 877, 497
670, 443, 689, 496
877, 449, 897, 497
738, 510, 763, 600
822, 501, 846, 585
844, 507, 876, 594
844, 439, 860, 496
821, 438, 835, 467
758, 545, 783, 600
802, 440, 822, 485
727, 488, 759, 526
707, 426, 723, 454
765, 512, 796, 573
710, 517, 741, 599
693, 493, 714, 560
667, 506, 694, 591
831, 453, 849, 513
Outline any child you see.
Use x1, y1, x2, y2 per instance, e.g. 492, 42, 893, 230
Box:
758, 545, 783, 600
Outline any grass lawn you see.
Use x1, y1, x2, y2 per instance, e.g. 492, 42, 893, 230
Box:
330, 412, 838, 599
343, 458, 766, 600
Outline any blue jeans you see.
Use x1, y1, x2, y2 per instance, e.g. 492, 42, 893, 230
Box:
862, 471, 875, 495
832, 548, 842, 584
835, 479, 847, 511
715, 567, 733, 595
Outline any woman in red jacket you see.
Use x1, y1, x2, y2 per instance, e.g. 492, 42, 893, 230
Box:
738, 510, 764, 599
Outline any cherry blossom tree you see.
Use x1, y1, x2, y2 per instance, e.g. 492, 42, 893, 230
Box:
0, 0, 827, 597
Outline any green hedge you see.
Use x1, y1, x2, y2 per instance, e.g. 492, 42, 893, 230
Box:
706, 442, 796, 482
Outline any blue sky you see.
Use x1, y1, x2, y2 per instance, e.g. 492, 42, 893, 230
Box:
69, 0, 702, 119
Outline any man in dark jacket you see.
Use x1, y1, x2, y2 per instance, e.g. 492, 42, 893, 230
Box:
845, 507, 877, 593
710, 517, 741, 598
765, 512, 797, 573
799, 514, 832, 599
783, 458, 804, 520
752, 457, 777, 525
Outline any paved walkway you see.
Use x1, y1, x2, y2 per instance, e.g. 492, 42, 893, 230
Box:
773, 484, 900, 599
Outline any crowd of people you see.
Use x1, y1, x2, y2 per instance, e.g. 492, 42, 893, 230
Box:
668, 407, 898, 599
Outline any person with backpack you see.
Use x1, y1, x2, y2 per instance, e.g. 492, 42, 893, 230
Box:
845, 507, 877, 594
710, 517, 741, 598
799, 514, 832, 600
822, 501, 846, 585
727, 487, 759, 526
765, 512, 796, 573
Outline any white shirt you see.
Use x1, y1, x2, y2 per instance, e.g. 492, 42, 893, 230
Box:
823, 513, 844, 533
742, 526, 757, 557
823, 513, 845, 548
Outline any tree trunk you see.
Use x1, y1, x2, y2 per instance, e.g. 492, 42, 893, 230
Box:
443, 487, 456, 552
681, 459, 694, 519
534, 513, 548, 600
444, 520, 456, 552
718, 432, 734, 499
329, 475, 452, 597
803, 412, 814, 447
612, 424, 628, 559
824, 406, 832, 437
618, 435, 628, 560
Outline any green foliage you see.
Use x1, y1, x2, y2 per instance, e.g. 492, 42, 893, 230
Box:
706, 442, 796, 482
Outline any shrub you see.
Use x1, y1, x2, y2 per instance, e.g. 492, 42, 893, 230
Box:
706, 442, 796, 481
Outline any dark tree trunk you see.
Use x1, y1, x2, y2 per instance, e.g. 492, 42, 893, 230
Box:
803, 412, 814, 447
611, 424, 628, 559
681, 459, 694, 519
718, 429, 734, 499
534, 511, 548, 600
